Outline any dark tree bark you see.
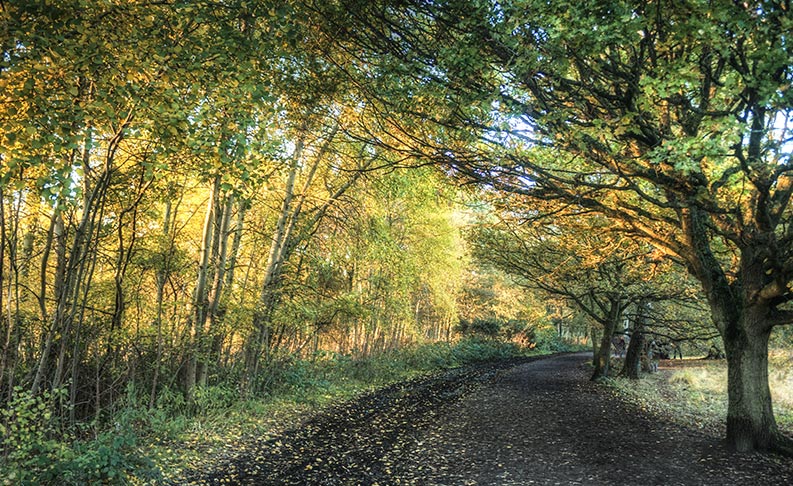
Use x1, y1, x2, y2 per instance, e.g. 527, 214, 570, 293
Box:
621, 301, 648, 380
591, 296, 622, 381
621, 329, 644, 380
723, 320, 778, 452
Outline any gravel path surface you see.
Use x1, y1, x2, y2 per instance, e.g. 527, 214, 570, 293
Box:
189, 353, 793, 485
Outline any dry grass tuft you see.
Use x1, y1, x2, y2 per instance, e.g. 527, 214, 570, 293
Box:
668, 369, 700, 388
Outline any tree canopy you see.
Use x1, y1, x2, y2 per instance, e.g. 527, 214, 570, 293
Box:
314, 0, 793, 454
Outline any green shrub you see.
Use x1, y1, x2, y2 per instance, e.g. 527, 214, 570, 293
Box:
456, 318, 582, 353
155, 386, 187, 416
0, 386, 160, 486
0, 387, 72, 485
64, 419, 160, 485
533, 327, 574, 353
451, 338, 523, 362
193, 385, 239, 413
457, 317, 503, 338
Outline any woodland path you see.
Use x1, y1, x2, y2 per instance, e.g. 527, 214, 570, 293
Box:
189, 353, 793, 485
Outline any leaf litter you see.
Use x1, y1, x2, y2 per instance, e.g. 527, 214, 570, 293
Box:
177, 354, 793, 485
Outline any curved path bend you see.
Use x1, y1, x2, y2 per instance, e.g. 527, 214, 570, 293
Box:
192, 353, 793, 485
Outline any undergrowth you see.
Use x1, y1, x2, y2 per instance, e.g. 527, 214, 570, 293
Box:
1, 338, 563, 485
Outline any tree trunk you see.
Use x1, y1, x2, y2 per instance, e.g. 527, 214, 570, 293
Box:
621, 301, 647, 380
201, 184, 226, 379
0, 188, 7, 391
149, 198, 174, 409
676, 205, 793, 454
591, 297, 621, 381
244, 129, 306, 386
202, 191, 234, 386
185, 175, 219, 402
590, 325, 599, 366
591, 323, 613, 380
31, 209, 65, 395
621, 328, 644, 380
722, 307, 791, 454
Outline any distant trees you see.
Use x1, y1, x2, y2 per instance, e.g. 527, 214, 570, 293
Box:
470, 196, 708, 380
1, 0, 218, 416
293, 166, 468, 357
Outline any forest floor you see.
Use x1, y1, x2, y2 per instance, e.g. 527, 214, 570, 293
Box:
179, 353, 793, 485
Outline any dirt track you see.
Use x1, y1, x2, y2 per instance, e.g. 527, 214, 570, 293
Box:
188, 353, 793, 485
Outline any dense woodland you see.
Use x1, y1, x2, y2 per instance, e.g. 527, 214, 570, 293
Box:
1, 0, 793, 481
0, 0, 515, 419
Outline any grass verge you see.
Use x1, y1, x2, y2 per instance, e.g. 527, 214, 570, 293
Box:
604, 350, 793, 437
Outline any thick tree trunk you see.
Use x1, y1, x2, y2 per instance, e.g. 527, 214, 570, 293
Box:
689, 230, 793, 455
621, 328, 643, 380
722, 308, 792, 454
591, 322, 614, 380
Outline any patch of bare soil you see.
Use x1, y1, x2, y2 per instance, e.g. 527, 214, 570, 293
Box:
184, 353, 793, 485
